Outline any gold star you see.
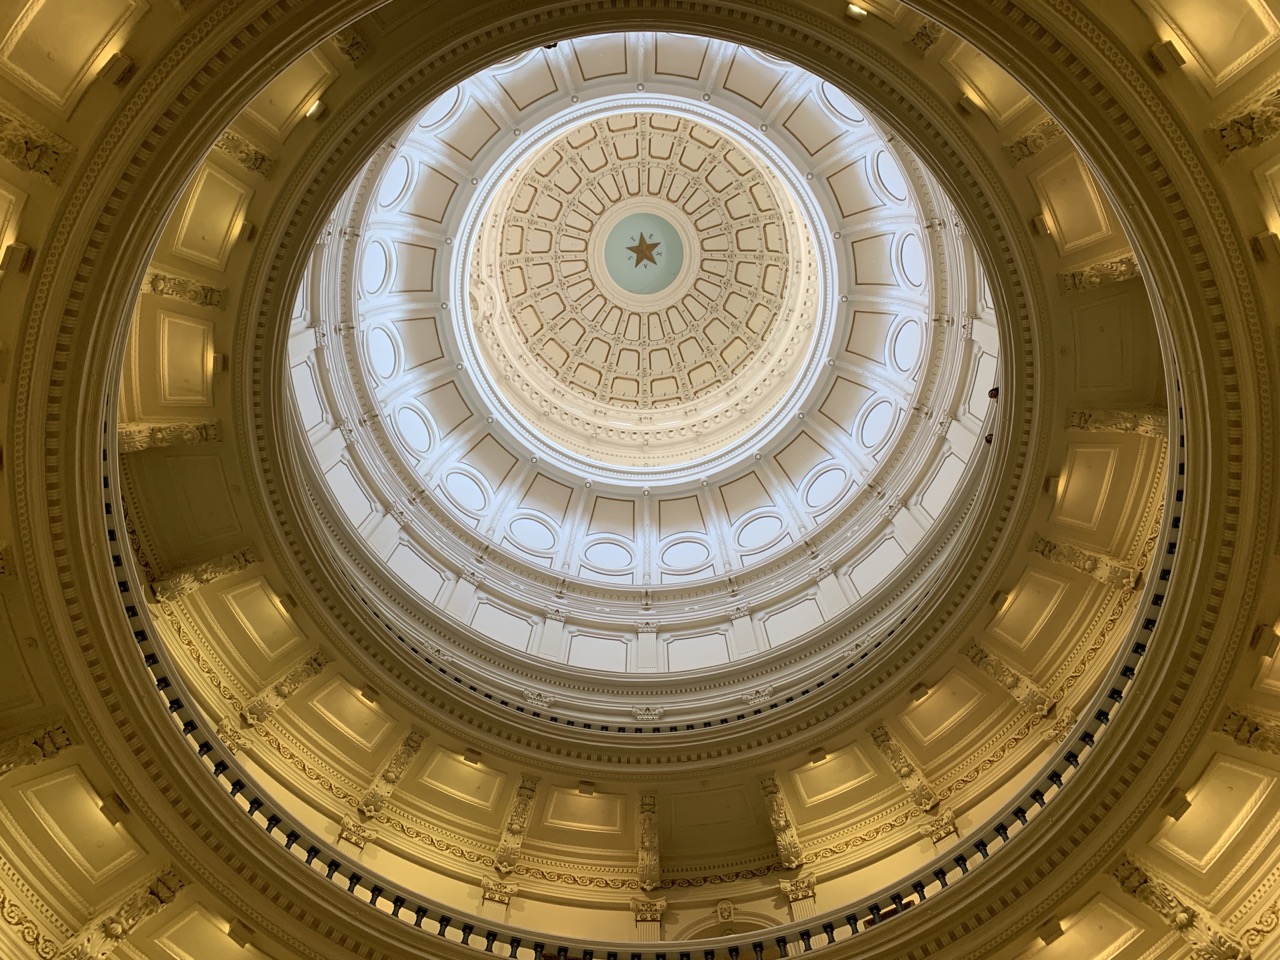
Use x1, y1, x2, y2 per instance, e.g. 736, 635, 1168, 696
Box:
626, 233, 661, 267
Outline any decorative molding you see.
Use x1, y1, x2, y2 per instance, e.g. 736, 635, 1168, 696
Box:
150, 547, 258, 600
741, 685, 773, 705
1032, 534, 1141, 589
480, 876, 517, 905
779, 874, 815, 903
870, 722, 939, 812
214, 716, 248, 755
331, 26, 372, 64
240, 650, 332, 728
1067, 408, 1167, 437
494, 775, 538, 874
632, 705, 664, 722
1003, 116, 1064, 164
1058, 254, 1139, 292
356, 730, 424, 817
637, 793, 660, 891
338, 814, 372, 851
142, 269, 226, 308
0, 722, 73, 776
214, 130, 277, 179
0, 889, 57, 958
630, 896, 667, 922
921, 807, 958, 844
55, 867, 185, 960
906, 19, 943, 56
0, 96, 74, 184
1242, 891, 1280, 947
118, 421, 221, 453
1112, 856, 1250, 960
963, 640, 1054, 715
1222, 708, 1280, 754
760, 775, 804, 869
1214, 87, 1280, 154
521, 688, 556, 707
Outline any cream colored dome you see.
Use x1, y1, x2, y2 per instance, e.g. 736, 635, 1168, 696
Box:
469, 108, 818, 469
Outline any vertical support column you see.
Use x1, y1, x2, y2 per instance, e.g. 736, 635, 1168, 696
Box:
637, 793, 660, 891
779, 875, 817, 921
494, 776, 539, 874
813, 565, 849, 617
630, 898, 667, 943
535, 609, 567, 660
54, 867, 185, 960
149, 546, 258, 601
240, 650, 332, 728
1112, 855, 1250, 960
760, 775, 804, 869
728, 606, 759, 658
636, 621, 659, 672
480, 878, 517, 922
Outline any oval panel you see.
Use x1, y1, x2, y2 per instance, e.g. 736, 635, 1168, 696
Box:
896, 234, 926, 289
510, 516, 556, 551
891, 319, 922, 373
661, 539, 711, 569
737, 514, 784, 550
362, 241, 390, 295
900, 232, 926, 287
395, 406, 432, 453
444, 471, 487, 512
875, 150, 909, 201
378, 155, 412, 208
804, 466, 849, 509
821, 81, 865, 124
584, 540, 633, 570
367, 327, 397, 380
417, 85, 460, 129
859, 399, 895, 448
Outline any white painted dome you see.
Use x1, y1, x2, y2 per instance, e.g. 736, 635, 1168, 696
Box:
289, 34, 999, 685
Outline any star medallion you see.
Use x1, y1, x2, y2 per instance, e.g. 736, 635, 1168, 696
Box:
626, 233, 661, 268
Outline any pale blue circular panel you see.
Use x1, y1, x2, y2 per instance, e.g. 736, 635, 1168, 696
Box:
603, 212, 684, 295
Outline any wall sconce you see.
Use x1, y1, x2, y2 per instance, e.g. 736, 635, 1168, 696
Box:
1148, 39, 1186, 74
100, 793, 130, 825
1, 242, 33, 273
808, 747, 828, 763
306, 99, 327, 121
1250, 231, 1280, 263
577, 780, 596, 796
1161, 787, 1192, 820
909, 683, 929, 702
956, 94, 978, 116
1031, 213, 1050, 235
228, 920, 254, 948
1036, 917, 1065, 945
98, 51, 136, 86
846, 4, 869, 20
463, 747, 482, 764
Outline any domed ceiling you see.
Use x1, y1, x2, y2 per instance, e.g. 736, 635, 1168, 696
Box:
42, 5, 1213, 958
290, 35, 999, 685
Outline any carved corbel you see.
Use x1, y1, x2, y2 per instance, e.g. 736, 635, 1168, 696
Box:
494, 776, 539, 873
760, 775, 805, 868
869, 722, 939, 813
